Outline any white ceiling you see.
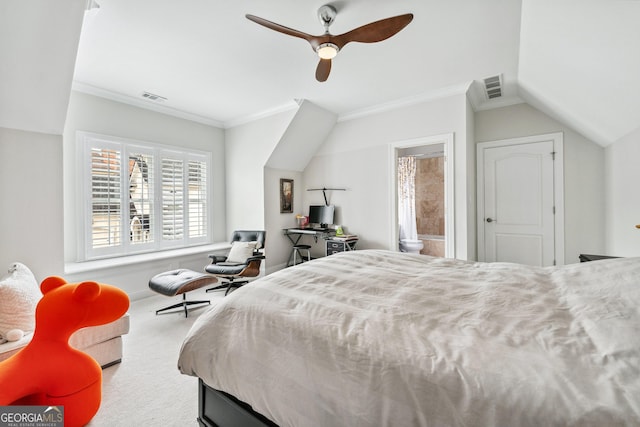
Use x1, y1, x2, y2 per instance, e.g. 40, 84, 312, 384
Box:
73, 0, 523, 126
3, 1, 638, 147
519, 0, 640, 146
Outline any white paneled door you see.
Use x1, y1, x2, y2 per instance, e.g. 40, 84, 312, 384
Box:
477, 134, 564, 266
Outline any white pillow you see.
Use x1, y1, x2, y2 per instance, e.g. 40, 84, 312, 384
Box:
0, 262, 42, 342
226, 241, 257, 264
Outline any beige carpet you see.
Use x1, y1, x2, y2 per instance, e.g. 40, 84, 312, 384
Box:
88, 287, 226, 427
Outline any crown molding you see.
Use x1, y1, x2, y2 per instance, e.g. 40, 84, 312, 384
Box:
73, 80, 523, 131
337, 82, 472, 123
472, 95, 525, 112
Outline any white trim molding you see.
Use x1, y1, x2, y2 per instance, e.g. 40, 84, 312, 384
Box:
476, 132, 565, 266
388, 133, 456, 258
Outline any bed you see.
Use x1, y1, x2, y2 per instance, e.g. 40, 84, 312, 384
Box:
178, 249, 640, 427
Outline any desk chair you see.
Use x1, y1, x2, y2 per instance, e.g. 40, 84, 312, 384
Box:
292, 244, 311, 265
205, 230, 266, 295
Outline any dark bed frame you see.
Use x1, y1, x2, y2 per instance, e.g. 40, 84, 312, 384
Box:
197, 379, 280, 427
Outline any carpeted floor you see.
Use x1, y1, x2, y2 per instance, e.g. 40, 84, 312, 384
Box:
88, 287, 225, 427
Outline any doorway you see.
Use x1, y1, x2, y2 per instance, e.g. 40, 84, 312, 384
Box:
477, 133, 564, 266
390, 134, 455, 258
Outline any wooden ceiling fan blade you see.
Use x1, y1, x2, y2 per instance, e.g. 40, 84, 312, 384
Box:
246, 14, 315, 43
315, 58, 332, 82
246, 10, 413, 82
335, 14, 414, 46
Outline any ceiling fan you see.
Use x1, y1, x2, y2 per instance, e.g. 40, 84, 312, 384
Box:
246, 5, 413, 82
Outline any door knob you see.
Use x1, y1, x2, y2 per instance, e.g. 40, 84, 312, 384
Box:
486, 218, 495, 223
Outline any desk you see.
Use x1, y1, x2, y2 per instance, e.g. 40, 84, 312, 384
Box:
284, 228, 335, 243
283, 228, 335, 266
326, 238, 358, 256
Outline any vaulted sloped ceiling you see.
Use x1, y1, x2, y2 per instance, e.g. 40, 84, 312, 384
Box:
0, 0, 86, 134
518, 0, 640, 146
70, 0, 523, 129
1, 1, 639, 149
266, 100, 337, 172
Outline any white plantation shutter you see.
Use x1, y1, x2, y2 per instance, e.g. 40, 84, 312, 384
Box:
128, 152, 154, 245
188, 159, 207, 238
161, 157, 184, 241
79, 132, 211, 260
90, 147, 122, 249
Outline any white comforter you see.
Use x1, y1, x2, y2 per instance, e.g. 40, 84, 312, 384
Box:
178, 250, 640, 427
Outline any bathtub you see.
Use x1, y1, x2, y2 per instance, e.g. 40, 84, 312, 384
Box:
418, 234, 445, 257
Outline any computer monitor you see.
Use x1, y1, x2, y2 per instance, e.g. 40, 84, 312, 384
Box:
308, 205, 335, 227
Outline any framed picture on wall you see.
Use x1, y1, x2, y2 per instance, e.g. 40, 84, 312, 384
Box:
280, 178, 293, 213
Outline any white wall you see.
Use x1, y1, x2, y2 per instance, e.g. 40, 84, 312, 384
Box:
475, 103, 605, 263
224, 108, 298, 263
303, 145, 391, 257
0, 127, 64, 282
305, 93, 474, 260
0, 1, 83, 283
264, 167, 304, 271
62, 91, 227, 298
605, 127, 640, 256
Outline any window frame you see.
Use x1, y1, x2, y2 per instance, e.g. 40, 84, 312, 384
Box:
77, 131, 212, 261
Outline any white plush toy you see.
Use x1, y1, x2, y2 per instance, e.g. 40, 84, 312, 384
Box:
0, 262, 42, 343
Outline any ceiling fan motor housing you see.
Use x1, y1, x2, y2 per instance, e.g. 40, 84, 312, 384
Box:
318, 4, 337, 29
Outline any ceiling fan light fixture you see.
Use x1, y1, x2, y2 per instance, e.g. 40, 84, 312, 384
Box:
246, 8, 413, 81
316, 43, 339, 59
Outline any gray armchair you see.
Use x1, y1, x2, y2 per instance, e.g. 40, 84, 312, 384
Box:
205, 230, 266, 295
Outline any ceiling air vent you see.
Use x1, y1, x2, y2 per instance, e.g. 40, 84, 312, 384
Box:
141, 91, 167, 102
483, 75, 502, 99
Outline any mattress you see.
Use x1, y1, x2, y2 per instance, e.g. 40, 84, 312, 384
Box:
178, 250, 640, 427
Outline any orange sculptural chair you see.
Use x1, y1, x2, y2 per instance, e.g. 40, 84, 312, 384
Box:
0, 277, 129, 427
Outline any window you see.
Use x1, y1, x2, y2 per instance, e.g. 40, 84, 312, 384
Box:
78, 132, 211, 260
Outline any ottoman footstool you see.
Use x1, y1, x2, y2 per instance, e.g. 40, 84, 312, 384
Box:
149, 269, 218, 317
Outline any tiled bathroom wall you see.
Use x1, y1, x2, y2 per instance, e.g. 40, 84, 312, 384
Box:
415, 156, 445, 256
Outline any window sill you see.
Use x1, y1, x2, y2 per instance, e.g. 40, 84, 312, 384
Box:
65, 243, 231, 275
